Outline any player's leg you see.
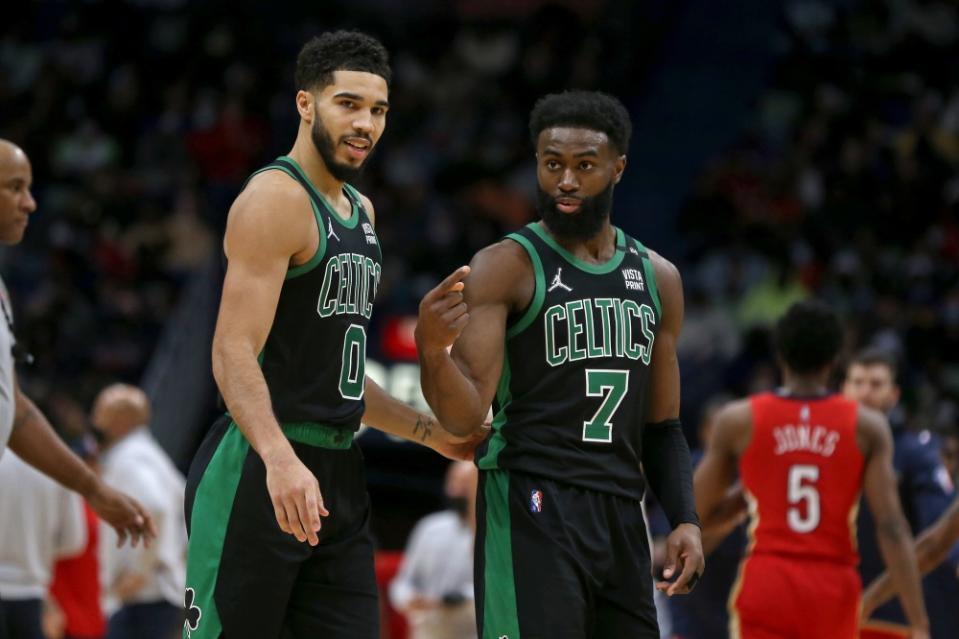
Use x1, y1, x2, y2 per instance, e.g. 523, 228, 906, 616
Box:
283, 444, 379, 639
592, 496, 659, 639
184, 417, 306, 639
475, 469, 591, 639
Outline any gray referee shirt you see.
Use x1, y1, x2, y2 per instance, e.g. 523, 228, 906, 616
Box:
0, 276, 16, 458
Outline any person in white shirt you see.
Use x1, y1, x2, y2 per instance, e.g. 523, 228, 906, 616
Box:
0, 451, 86, 639
390, 461, 478, 639
0, 139, 154, 538
90, 384, 186, 639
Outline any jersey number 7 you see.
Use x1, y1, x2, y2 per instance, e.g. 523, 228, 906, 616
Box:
582, 369, 629, 443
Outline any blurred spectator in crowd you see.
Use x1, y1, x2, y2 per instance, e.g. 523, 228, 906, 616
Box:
0, 451, 86, 639
91, 385, 185, 639
843, 349, 959, 639
47, 434, 106, 639
389, 461, 478, 639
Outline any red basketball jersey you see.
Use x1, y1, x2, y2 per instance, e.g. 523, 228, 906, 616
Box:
740, 392, 865, 565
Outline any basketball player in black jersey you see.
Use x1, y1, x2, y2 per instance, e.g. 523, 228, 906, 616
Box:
183, 32, 479, 639
416, 92, 705, 638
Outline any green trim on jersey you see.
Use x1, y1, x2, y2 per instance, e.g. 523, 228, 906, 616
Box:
279, 155, 360, 229
216, 416, 355, 449
478, 349, 512, 470
282, 422, 354, 448
528, 222, 626, 274
183, 422, 249, 639
635, 238, 662, 319
244, 163, 329, 280
482, 470, 521, 639
286, 197, 328, 279
504, 233, 546, 339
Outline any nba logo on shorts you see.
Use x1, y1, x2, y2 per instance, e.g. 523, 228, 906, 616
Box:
530, 489, 543, 513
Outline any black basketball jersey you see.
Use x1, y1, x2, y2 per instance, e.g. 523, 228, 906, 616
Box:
475, 222, 662, 498
238, 156, 382, 431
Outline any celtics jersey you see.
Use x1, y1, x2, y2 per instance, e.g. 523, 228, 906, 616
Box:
476, 222, 662, 498
240, 156, 382, 431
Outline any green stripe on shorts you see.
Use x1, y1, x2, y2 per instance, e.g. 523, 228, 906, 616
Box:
183, 422, 249, 639
482, 470, 520, 639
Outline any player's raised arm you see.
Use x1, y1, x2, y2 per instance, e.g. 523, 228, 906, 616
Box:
642, 254, 705, 597
863, 496, 959, 617
694, 400, 751, 556
858, 406, 929, 639
212, 173, 327, 546
415, 240, 532, 436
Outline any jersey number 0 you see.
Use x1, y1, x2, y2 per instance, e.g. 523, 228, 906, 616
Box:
339, 324, 366, 400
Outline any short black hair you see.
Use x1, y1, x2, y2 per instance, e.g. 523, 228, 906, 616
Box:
529, 91, 632, 155
773, 300, 844, 375
295, 31, 391, 92
848, 347, 899, 383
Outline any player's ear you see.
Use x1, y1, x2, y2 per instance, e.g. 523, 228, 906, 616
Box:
295, 90, 314, 123
613, 154, 627, 184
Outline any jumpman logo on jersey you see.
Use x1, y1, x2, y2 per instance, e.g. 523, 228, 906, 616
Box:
548, 267, 573, 293
327, 224, 340, 242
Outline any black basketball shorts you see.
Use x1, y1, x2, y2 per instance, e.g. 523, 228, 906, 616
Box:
475, 469, 659, 639
183, 415, 378, 639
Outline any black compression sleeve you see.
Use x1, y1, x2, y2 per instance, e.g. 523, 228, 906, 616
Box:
642, 419, 701, 529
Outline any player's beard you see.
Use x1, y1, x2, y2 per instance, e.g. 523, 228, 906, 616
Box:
536, 180, 614, 241
310, 115, 374, 183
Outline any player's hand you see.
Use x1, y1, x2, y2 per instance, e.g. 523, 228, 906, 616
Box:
263, 447, 328, 546
405, 595, 441, 613
86, 481, 156, 548
432, 421, 491, 461
415, 266, 471, 354
655, 523, 705, 597
908, 627, 930, 639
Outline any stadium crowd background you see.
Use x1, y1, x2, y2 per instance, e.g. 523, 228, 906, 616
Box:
1, 0, 957, 637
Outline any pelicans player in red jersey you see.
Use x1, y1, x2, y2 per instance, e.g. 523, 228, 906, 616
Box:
695, 301, 928, 639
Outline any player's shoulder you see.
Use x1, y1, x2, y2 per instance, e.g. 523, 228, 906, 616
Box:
855, 403, 894, 457
855, 403, 890, 435
463, 238, 535, 310
638, 242, 681, 286
225, 170, 314, 253
232, 169, 312, 225
716, 398, 753, 430
640, 244, 683, 319
469, 237, 535, 282
713, 398, 754, 454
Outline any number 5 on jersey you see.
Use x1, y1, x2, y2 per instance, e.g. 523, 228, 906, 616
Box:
583, 369, 629, 443
787, 464, 820, 533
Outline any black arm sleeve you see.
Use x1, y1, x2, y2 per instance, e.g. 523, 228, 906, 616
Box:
642, 419, 701, 529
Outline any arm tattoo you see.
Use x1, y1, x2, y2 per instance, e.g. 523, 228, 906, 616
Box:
413, 415, 434, 443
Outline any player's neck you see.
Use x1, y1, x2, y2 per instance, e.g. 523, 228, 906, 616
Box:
287, 139, 345, 203
540, 221, 617, 263
780, 370, 831, 397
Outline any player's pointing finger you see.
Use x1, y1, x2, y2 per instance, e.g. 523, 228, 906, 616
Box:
436, 265, 470, 293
